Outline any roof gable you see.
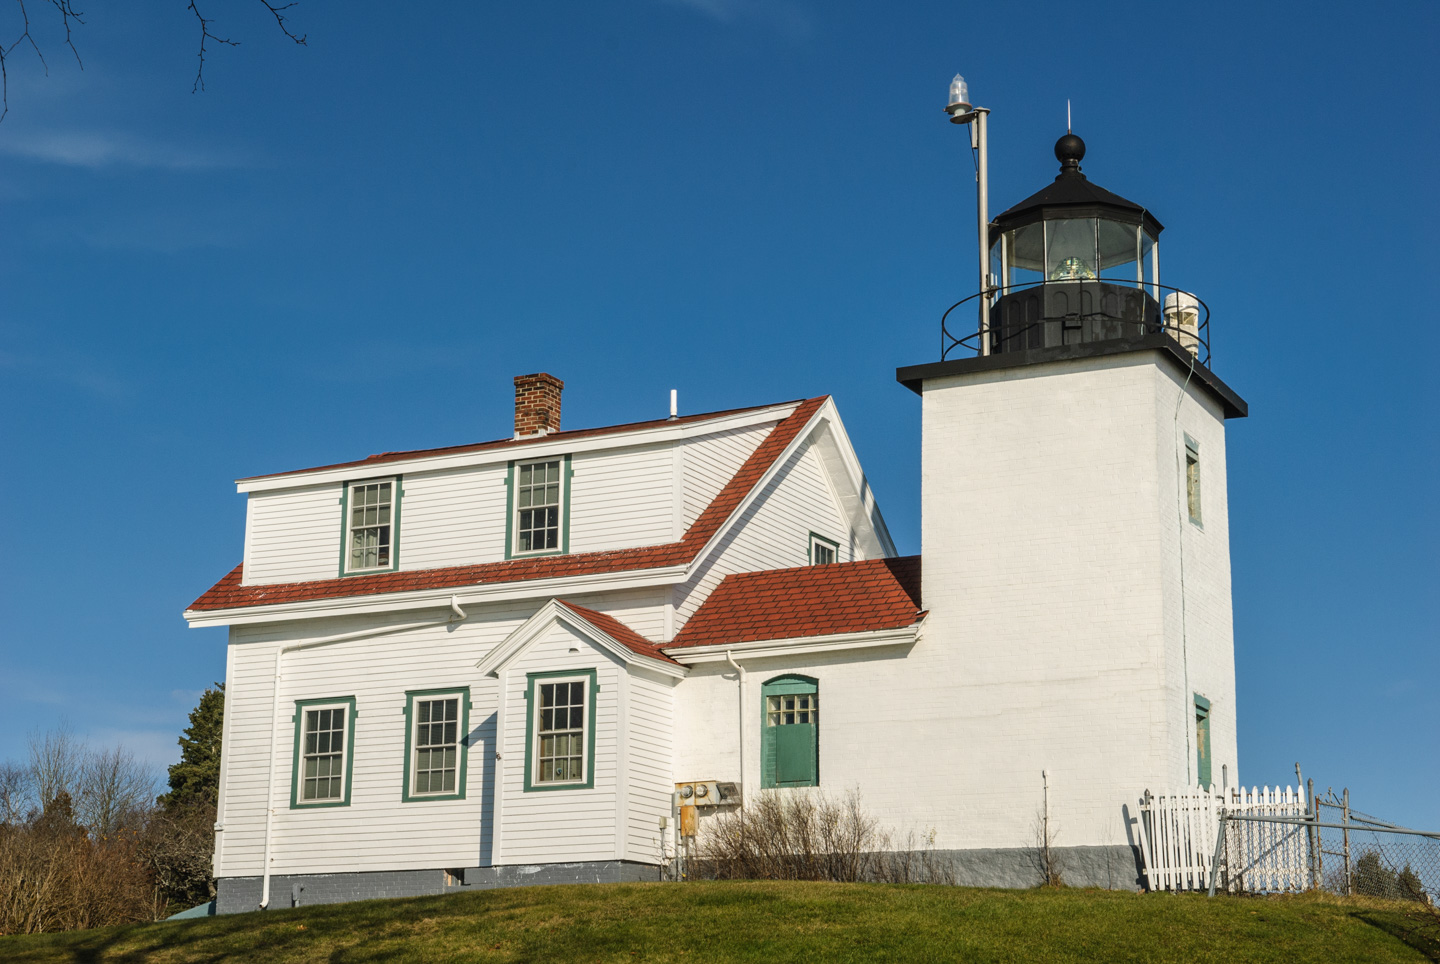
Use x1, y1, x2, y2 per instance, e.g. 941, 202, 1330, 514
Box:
668, 555, 923, 650
474, 598, 683, 677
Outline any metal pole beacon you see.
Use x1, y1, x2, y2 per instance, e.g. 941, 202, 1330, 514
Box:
944, 74, 992, 356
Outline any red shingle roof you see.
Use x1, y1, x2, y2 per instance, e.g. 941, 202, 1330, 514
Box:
239, 401, 799, 482
667, 556, 923, 650
557, 601, 679, 665
187, 397, 828, 613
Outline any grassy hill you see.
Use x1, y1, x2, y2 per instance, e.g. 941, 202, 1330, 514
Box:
2, 881, 1436, 963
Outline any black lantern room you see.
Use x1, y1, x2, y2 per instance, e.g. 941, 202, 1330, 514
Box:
987, 134, 1163, 353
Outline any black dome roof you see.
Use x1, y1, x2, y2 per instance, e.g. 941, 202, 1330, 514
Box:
992, 134, 1163, 239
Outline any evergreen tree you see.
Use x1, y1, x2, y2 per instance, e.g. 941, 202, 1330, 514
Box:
158, 685, 224, 812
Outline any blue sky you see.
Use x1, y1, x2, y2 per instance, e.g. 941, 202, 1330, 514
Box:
0, 1, 1435, 827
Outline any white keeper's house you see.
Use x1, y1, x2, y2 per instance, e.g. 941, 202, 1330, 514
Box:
186, 133, 1248, 912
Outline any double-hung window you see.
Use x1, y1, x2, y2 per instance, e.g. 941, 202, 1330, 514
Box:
761, 675, 819, 788
524, 670, 596, 791
343, 477, 401, 574
292, 697, 356, 808
509, 458, 568, 557
404, 688, 469, 801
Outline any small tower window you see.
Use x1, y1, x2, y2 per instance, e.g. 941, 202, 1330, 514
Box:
1184, 435, 1202, 526
1194, 694, 1212, 789
809, 533, 839, 565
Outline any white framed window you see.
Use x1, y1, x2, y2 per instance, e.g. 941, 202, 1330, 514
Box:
525, 670, 595, 791
511, 459, 565, 556
767, 692, 818, 727
404, 689, 468, 801
809, 533, 839, 565
344, 477, 399, 573
1184, 435, 1202, 526
292, 697, 355, 808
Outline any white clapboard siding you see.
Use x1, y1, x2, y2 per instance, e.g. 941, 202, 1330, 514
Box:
568, 444, 677, 554
681, 423, 774, 531
626, 670, 677, 864
497, 622, 622, 864
243, 485, 343, 585
565, 588, 670, 642
675, 439, 854, 626
1138, 785, 1309, 893
217, 605, 538, 878
397, 464, 509, 571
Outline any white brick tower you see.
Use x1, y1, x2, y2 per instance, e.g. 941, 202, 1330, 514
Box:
897, 133, 1248, 858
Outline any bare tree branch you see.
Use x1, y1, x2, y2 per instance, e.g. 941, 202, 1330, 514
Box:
259, 1, 306, 46
1, 1, 301, 120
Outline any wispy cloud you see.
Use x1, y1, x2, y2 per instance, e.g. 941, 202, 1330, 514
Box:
0, 349, 134, 399
655, 0, 812, 37
0, 130, 248, 170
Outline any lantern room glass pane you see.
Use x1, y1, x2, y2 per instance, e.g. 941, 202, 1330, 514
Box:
1046, 218, 1097, 280
1003, 222, 1044, 289
1141, 231, 1156, 290
1097, 220, 1139, 277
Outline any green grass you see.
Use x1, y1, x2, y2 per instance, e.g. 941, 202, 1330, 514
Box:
2, 882, 1436, 963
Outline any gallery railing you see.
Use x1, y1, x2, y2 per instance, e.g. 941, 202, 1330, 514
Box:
940, 278, 1212, 367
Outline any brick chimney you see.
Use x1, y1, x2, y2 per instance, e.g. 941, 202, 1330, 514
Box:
514, 373, 564, 438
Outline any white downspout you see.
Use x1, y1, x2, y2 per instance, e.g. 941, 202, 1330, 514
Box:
257, 597, 467, 910
723, 650, 747, 791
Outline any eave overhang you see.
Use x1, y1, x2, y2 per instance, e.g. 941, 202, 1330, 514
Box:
663, 618, 926, 664
896, 333, 1248, 420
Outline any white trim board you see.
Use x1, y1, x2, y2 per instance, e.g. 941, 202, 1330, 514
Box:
236, 404, 800, 493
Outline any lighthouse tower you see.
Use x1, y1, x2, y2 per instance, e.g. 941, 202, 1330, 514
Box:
897, 133, 1247, 875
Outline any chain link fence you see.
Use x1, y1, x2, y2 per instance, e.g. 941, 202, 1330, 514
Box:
1312, 790, 1439, 904
1203, 786, 1439, 906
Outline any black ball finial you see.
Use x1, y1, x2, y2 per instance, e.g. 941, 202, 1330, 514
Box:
1055, 132, 1085, 176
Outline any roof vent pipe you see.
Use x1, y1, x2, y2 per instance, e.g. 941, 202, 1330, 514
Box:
669, 390, 678, 420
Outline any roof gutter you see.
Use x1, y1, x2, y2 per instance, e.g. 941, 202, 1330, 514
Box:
664, 620, 925, 664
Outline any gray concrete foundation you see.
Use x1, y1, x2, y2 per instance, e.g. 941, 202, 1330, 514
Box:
215, 845, 1141, 914
215, 860, 662, 914
933, 844, 1143, 891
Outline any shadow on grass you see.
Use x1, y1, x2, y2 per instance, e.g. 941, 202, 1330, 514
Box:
1353, 910, 1440, 963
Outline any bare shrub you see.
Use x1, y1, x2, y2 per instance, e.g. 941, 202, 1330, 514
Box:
142, 795, 219, 909
1034, 809, 1065, 888
696, 789, 953, 885
0, 731, 165, 935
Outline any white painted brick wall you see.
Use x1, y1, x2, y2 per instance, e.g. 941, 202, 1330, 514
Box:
673, 350, 1238, 853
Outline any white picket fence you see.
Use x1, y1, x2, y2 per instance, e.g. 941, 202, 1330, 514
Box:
1138, 785, 1310, 893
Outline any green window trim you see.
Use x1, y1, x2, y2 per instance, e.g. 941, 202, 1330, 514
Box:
1194, 693, 1212, 789
522, 668, 598, 792
504, 455, 573, 560
808, 532, 840, 565
401, 687, 472, 803
290, 696, 358, 809
338, 476, 403, 576
761, 674, 819, 789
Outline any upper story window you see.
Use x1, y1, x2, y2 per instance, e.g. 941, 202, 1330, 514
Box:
524, 669, 596, 791
1184, 435, 1202, 526
404, 688, 469, 802
291, 697, 356, 808
343, 477, 401, 574
509, 457, 569, 557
